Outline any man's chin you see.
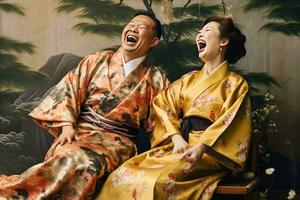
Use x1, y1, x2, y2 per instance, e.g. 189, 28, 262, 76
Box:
122, 47, 139, 54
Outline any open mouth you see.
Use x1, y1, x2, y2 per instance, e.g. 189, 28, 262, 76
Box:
126, 35, 138, 44
197, 40, 206, 52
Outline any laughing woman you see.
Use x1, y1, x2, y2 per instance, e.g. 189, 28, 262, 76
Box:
98, 16, 252, 200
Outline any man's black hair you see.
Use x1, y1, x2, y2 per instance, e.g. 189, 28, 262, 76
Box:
133, 11, 162, 39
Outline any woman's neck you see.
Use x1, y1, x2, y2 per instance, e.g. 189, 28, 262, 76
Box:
203, 56, 225, 75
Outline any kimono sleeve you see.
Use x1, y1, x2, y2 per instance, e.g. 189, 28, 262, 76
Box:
150, 77, 184, 148
28, 52, 108, 137
199, 78, 252, 171
142, 68, 169, 134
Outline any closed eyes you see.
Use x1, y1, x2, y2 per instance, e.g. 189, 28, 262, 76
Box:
127, 22, 149, 30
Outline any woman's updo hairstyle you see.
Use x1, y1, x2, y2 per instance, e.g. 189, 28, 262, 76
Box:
202, 16, 246, 64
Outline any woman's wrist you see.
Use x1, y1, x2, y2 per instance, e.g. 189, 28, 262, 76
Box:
197, 143, 206, 152
171, 134, 182, 143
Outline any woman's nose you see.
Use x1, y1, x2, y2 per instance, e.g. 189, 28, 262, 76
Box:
196, 33, 203, 40
198, 31, 204, 38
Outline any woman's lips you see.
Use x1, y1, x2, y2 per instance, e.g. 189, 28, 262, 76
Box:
197, 39, 206, 52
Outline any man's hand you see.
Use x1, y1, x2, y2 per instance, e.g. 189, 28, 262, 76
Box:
57, 125, 79, 145
180, 143, 206, 164
172, 134, 188, 154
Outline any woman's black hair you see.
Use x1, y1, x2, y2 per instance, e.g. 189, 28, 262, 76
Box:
202, 17, 246, 64
133, 11, 162, 39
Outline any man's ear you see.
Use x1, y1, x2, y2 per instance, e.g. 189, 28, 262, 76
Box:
220, 37, 229, 48
150, 37, 160, 48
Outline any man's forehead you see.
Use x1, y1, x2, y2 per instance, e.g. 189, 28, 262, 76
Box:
130, 15, 155, 26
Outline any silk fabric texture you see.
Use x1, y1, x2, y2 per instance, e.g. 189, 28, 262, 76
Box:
0, 49, 168, 200
98, 62, 252, 200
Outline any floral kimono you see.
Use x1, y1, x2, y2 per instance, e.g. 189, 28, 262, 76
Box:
0, 49, 168, 200
98, 62, 252, 200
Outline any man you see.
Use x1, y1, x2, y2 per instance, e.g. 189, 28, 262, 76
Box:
0, 11, 168, 200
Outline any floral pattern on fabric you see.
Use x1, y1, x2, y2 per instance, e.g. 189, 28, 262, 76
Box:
160, 105, 178, 121
0, 49, 168, 200
149, 146, 173, 158
191, 90, 209, 108
236, 138, 250, 162
223, 79, 231, 89
222, 112, 234, 126
97, 62, 252, 200
111, 167, 145, 188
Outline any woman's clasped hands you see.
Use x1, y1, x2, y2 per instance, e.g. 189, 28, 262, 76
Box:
171, 134, 206, 166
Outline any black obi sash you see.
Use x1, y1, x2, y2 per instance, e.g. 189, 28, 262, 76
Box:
180, 116, 212, 141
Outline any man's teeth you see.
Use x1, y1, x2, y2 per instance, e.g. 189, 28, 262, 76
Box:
127, 35, 137, 43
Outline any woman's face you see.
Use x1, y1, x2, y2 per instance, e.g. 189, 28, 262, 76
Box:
196, 21, 224, 63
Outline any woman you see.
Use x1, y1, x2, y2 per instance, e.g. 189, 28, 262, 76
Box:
97, 16, 252, 200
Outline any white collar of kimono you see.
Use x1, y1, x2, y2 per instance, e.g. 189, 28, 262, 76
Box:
121, 50, 146, 77
205, 60, 228, 76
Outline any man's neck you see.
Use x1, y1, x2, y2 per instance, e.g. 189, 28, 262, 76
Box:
120, 50, 146, 77
121, 51, 146, 63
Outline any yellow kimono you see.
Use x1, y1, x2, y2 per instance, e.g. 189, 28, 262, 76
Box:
98, 62, 252, 200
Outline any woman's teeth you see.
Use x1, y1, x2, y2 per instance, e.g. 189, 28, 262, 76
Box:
198, 41, 206, 51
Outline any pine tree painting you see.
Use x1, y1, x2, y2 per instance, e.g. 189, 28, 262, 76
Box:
0, 0, 46, 174
244, 0, 300, 36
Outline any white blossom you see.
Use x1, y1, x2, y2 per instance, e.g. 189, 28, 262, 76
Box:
287, 189, 296, 199
265, 168, 275, 175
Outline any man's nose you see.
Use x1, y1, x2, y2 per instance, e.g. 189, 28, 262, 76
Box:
130, 25, 138, 33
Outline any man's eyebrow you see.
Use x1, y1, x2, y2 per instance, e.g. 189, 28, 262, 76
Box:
139, 23, 149, 26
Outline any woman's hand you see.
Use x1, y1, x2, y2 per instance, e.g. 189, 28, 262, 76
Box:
172, 134, 188, 154
57, 125, 79, 145
180, 143, 206, 165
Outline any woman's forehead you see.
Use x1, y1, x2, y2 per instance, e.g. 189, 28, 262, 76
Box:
202, 21, 219, 29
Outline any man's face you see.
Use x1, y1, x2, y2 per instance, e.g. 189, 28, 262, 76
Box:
121, 15, 159, 59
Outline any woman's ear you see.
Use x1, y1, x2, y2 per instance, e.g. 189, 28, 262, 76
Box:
220, 38, 229, 48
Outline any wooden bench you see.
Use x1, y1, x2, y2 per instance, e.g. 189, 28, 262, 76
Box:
214, 133, 260, 199
216, 177, 260, 195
